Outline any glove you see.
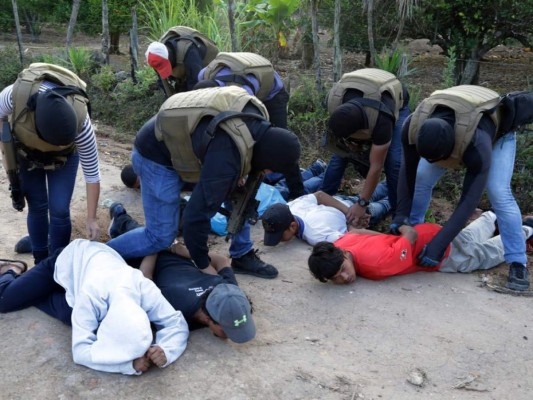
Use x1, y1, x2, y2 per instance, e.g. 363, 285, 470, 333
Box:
417, 245, 441, 267
389, 217, 411, 235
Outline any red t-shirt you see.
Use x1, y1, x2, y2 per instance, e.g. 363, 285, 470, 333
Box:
333, 224, 451, 280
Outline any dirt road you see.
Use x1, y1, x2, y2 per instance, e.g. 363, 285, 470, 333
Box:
0, 136, 532, 400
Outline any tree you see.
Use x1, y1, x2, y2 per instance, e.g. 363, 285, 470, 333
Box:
414, 0, 533, 84
65, 0, 81, 51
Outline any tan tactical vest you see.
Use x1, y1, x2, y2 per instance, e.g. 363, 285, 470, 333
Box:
327, 68, 403, 141
408, 85, 501, 169
203, 52, 275, 100
155, 86, 269, 182
10, 63, 88, 163
160, 26, 219, 81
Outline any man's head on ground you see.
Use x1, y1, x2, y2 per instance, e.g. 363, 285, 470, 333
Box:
328, 101, 367, 139
252, 127, 301, 175
195, 284, 255, 343
121, 164, 140, 189
262, 203, 298, 246
146, 42, 173, 79
416, 118, 455, 162
308, 241, 357, 285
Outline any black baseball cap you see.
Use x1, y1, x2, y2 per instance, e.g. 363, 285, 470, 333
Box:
261, 203, 294, 246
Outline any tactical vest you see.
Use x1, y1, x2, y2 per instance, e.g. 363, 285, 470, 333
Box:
408, 85, 501, 169
9, 63, 89, 168
155, 86, 269, 182
327, 68, 403, 142
160, 26, 219, 81
203, 52, 275, 100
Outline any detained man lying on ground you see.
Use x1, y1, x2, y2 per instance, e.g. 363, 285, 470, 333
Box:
0, 239, 189, 375
108, 203, 256, 344
307, 212, 533, 285
261, 188, 390, 247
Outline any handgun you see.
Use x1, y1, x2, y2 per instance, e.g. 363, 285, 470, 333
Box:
1, 121, 25, 211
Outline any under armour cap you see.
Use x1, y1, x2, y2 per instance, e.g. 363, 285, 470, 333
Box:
261, 203, 294, 246
206, 284, 255, 344
146, 42, 173, 79
417, 118, 455, 162
328, 101, 366, 138
252, 127, 301, 173
35, 90, 78, 145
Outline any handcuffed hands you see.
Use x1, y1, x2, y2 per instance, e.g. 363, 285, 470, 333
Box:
346, 204, 370, 229
417, 245, 441, 267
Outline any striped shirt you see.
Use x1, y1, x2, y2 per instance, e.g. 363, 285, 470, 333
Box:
0, 81, 101, 183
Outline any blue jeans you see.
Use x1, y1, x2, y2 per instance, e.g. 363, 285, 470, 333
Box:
0, 249, 71, 325
106, 148, 254, 259
106, 148, 183, 258
336, 180, 391, 226
274, 160, 326, 201
20, 152, 79, 263
320, 106, 409, 211
410, 132, 526, 265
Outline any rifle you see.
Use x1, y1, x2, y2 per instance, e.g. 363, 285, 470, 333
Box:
224, 170, 264, 241
1, 121, 25, 211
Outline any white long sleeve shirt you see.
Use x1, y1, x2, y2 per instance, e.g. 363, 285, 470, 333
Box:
54, 239, 189, 375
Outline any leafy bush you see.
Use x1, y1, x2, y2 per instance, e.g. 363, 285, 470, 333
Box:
0, 46, 26, 90
288, 76, 329, 165
88, 65, 162, 138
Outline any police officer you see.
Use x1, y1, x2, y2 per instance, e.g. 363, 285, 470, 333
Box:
106, 86, 302, 279
393, 85, 529, 291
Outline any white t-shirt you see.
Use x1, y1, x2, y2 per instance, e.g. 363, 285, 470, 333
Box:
288, 194, 350, 246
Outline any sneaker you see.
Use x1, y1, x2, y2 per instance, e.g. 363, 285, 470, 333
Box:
108, 202, 127, 238
507, 262, 530, 291
14, 235, 32, 254
523, 217, 533, 253
231, 249, 279, 279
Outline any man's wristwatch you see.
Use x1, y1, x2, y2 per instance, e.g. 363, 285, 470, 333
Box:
357, 197, 370, 207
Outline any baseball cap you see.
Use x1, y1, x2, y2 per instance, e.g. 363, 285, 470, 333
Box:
206, 284, 255, 344
146, 42, 173, 79
417, 118, 455, 162
261, 203, 294, 246
35, 90, 78, 145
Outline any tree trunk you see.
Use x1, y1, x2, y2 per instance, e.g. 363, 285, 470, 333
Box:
11, 0, 24, 66
366, 0, 377, 67
130, 7, 139, 82
101, 0, 109, 64
110, 32, 120, 54
333, 0, 342, 81
227, 0, 238, 51
457, 48, 481, 85
66, 0, 81, 51
310, 0, 321, 91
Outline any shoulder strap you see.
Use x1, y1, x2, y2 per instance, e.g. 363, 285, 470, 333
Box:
213, 74, 255, 91
198, 111, 268, 157
347, 98, 395, 121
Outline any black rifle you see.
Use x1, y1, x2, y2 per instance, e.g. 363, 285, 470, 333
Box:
1, 121, 25, 211
224, 170, 264, 241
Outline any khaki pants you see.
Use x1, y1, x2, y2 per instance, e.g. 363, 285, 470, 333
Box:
440, 212, 527, 273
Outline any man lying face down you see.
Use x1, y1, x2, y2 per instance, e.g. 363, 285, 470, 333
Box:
108, 203, 256, 344
308, 212, 533, 285
0, 239, 189, 375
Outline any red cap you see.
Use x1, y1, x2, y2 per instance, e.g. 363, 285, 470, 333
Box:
146, 42, 173, 79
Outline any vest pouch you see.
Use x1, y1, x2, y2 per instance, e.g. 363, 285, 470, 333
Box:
499, 91, 533, 132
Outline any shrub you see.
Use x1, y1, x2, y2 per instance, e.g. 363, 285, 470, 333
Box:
288, 76, 329, 165
0, 46, 26, 90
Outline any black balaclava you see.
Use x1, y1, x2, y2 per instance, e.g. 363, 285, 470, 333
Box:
328, 101, 367, 138
34, 90, 78, 145
417, 118, 455, 162
252, 127, 301, 173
